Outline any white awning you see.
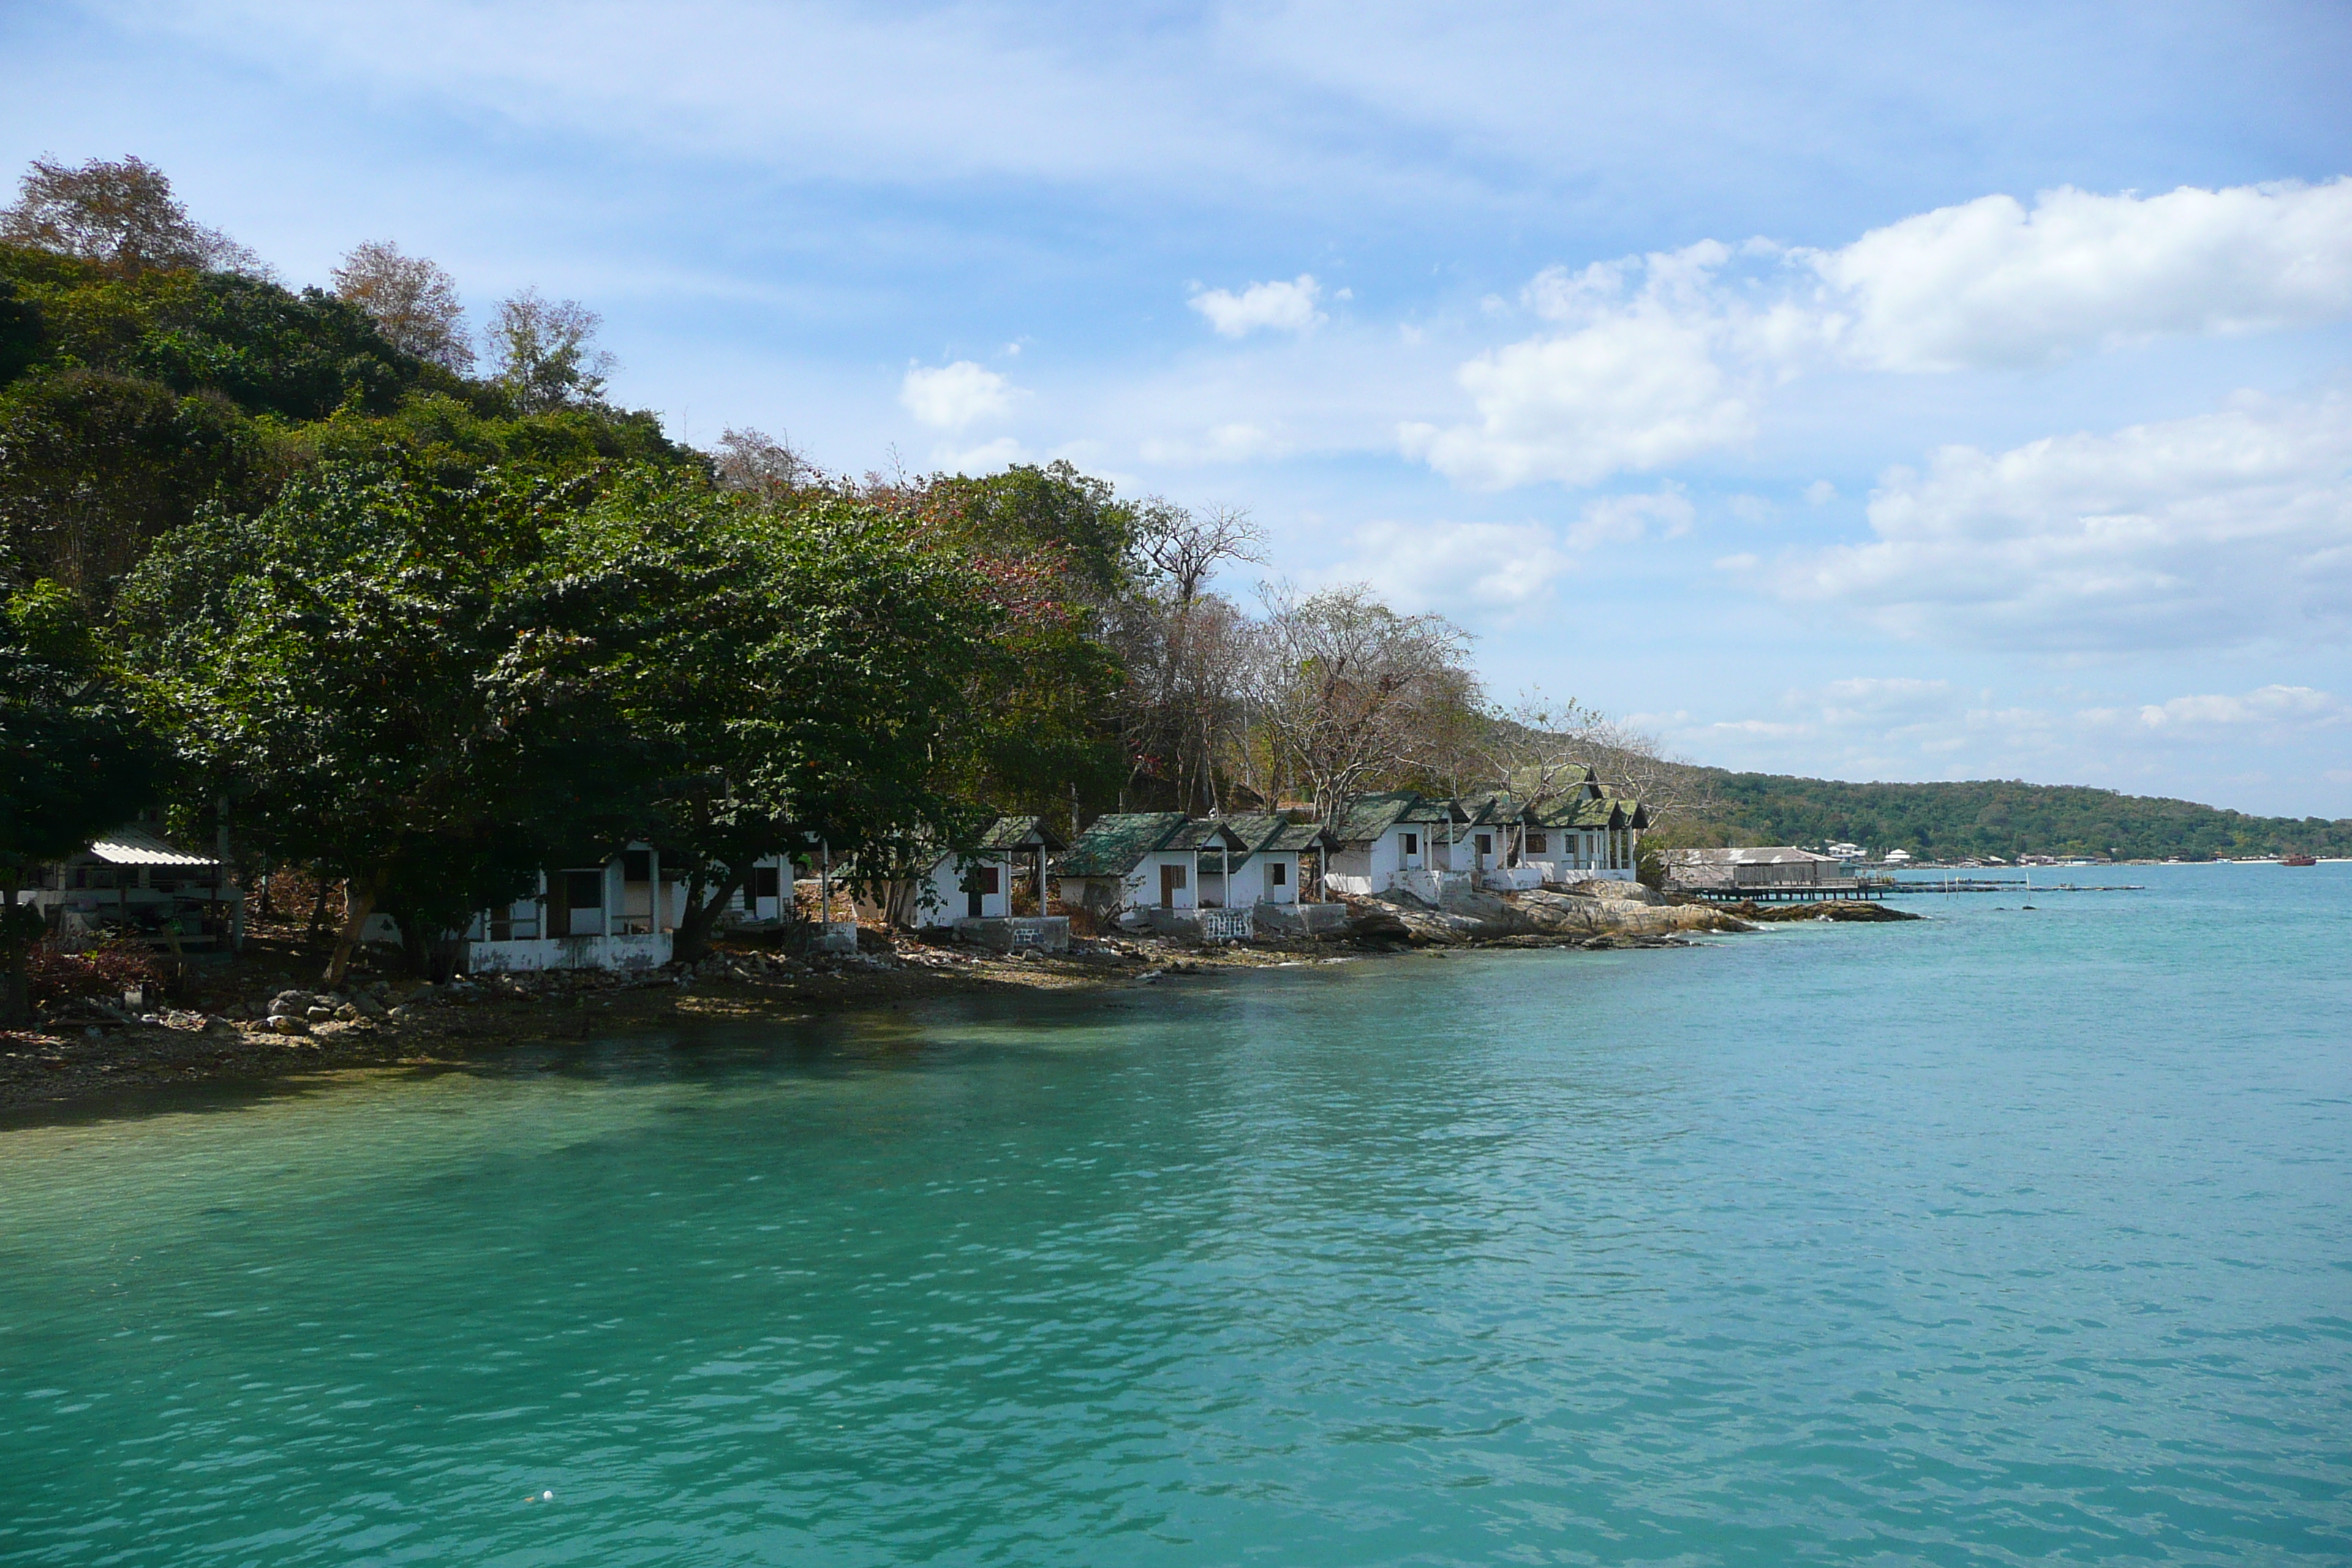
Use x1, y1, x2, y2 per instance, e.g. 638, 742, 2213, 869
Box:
85, 825, 218, 868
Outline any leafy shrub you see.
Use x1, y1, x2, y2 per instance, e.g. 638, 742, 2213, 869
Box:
25, 935, 165, 1005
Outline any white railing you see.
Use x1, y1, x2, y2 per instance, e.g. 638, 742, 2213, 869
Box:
1196, 908, 1254, 942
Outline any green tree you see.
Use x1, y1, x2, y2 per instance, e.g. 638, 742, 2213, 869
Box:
0, 578, 162, 1022
0, 369, 270, 602
916, 460, 1142, 603
486, 290, 612, 413
118, 461, 665, 982
533, 477, 1002, 959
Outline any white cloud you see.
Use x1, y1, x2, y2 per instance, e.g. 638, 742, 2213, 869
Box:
1805, 181, 2352, 372
1406, 181, 2352, 490
1189, 274, 1327, 337
933, 435, 1027, 472
1138, 422, 1284, 464
1814, 676, 1959, 725
1401, 244, 1754, 487
1319, 519, 1576, 614
1769, 395, 2352, 652
1567, 486, 1695, 550
900, 360, 1016, 430
2083, 685, 2346, 731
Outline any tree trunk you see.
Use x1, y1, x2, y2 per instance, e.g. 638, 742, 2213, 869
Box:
304, 877, 333, 946
323, 881, 377, 987
671, 865, 748, 965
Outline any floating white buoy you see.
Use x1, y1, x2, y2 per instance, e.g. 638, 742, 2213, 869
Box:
543, 1490, 554, 1501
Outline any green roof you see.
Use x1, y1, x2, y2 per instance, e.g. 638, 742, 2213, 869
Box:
1053, 812, 1186, 878
977, 814, 1067, 851
1267, 820, 1327, 852
1167, 819, 1254, 856
1327, 791, 1423, 843
1202, 813, 1326, 861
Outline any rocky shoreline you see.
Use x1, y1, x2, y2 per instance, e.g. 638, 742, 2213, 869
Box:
0, 883, 1915, 1118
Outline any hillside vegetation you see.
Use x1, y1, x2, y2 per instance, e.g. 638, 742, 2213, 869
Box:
1681, 771, 2351, 861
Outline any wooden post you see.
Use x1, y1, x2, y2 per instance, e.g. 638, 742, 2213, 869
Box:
819, 840, 831, 925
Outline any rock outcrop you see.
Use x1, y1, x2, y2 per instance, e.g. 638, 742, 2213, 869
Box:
1517, 890, 1754, 937
1718, 899, 1921, 923
1349, 883, 1754, 947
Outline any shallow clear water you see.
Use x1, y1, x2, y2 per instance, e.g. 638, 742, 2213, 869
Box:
1, 865, 2348, 1565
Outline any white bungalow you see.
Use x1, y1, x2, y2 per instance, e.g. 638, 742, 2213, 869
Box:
1053, 813, 1254, 920
1323, 793, 1453, 897
465, 843, 679, 973
728, 854, 793, 925
1485, 769, 1648, 885
913, 815, 1068, 927
1198, 814, 1327, 908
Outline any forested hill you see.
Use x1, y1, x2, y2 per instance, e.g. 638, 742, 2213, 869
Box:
1685, 772, 2352, 861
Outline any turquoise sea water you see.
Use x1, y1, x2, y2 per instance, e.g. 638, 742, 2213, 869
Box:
1, 864, 2348, 1565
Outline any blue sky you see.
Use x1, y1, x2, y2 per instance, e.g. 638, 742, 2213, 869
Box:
8, 1, 2352, 814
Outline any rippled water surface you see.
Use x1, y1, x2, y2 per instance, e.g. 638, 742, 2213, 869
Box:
2, 865, 2348, 1564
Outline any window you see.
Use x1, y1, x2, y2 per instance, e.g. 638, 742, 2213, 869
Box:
1403, 832, 1419, 856
622, 850, 652, 883
1526, 834, 1548, 854
489, 897, 540, 943
1477, 833, 1493, 859
1270, 861, 1288, 886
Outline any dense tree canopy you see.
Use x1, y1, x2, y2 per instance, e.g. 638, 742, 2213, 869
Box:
0, 577, 162, 1017
1689, 772, 2352, 861
118, 463, 666, 979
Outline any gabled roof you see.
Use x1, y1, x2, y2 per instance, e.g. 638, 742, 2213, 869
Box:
1210, 813, 1289, 854
1523, 795, 1597, 829
1266, 820, 1327, 853
1207, 813, 1328, 859
1053, 812, 1187, 878
1167, 818, 1254, 853
977, 814, 1068, 852
1327, 791, 1423, 843
1450, 790, 1518, 826
1561, 797, 1627, 829
1507, 762, 1600, 799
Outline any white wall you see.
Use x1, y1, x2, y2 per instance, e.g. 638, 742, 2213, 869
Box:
923, 851, 1011, 923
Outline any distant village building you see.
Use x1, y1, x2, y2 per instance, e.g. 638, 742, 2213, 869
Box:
1664, 846, 1857, 899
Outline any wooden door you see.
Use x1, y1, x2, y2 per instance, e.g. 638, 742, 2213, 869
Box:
1160, 863, 1185, 908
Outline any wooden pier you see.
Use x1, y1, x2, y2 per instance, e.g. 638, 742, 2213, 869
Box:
1684, 880, 1888, 904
